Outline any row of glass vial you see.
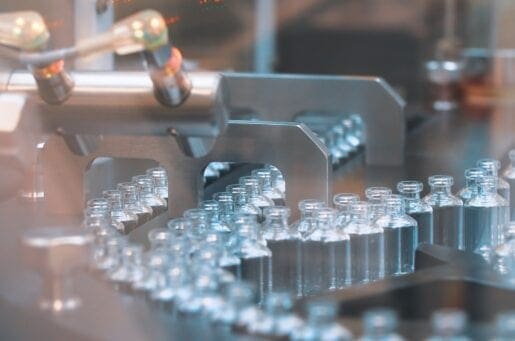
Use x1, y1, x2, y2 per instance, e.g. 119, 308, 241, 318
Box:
298, 113, 365, 166
85, 166, 169, 234
396, 158, 511, 261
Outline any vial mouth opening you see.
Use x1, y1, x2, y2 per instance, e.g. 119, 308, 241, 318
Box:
315, 207, 336, 220
396, 181, 423, 194
428, 175, 454, 187
213, 192, 234, 202
199, 200, 220, 210
333, 193, 360, 206
298, 199, 325, 212
464, 167, 486, 180
239, 176, 260, 186
263, 206, 291, 218
477, 158, 501, 172
365, 187, 392, 200
148, 228, 172, 241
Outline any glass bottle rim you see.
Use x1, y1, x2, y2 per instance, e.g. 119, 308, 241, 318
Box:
397, 180, 423, 194
333, 193, 360, 206
428, 175, 454, 187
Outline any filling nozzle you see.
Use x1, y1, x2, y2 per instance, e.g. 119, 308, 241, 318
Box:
143, 45, 192, 107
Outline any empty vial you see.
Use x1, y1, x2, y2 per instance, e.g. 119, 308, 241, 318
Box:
103, 190, 139, 233
345, 202, 385, 284
204, 231, 241, 276
146, 166, 169, 202
235, 218, 271, 305
252, 168, 285, 205
463, 176, 509, 260
199, 200, 231, 234
214, 192, 236, 223
302, 207, 351, 295
132, 175, 167, 215
89, 229, 120, 275
291, 300, 353, 341
248, 292, 304, 338
83, 206, 116, 233
359, 308, 405, 341
334, 193, 360, 229
423, 175, 463, 249
478, 158, 510, 204
375, 195, 418, 277
239, 176, 274, 213
147, 228, 173, 251
184, 208, 210, 242
226, 185, 261, 217
493, 311, 515, 341
426, 309, 470, 341
502, 150, 515, 220
366, 187, 392, 222
132, 250, 169, 298
458, 168, 486, 204
491, 223, 515, 284
291, 199, 326, 238
86, 199, 125, 233
107, 243, 145, 293
262, 206, 301, 293
397, 181, 434, 245
265, 164, 286, 195
117, 182, 153, 224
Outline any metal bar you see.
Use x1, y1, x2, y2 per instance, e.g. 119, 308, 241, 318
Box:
222, 73, 406, 165
41, 121, 331, 220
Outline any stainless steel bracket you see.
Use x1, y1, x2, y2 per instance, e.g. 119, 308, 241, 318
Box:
222, 73, 406, 165
41, 121, 330, 220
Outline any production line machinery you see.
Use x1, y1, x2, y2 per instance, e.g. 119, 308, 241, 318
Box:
0, 6, 513, 341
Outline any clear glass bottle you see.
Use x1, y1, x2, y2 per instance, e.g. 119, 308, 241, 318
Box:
397, 181, 434, 245
183, 208, 211, 252
214, 191, 236, 224
262, 206, 301, 293
150, 255, 190, 311
345, 202, 385, 283
252, 168, 285, 206
225, 185, 261, 217
167, 217, 192, 239
291, 199, 326, 239
210, 282, 263, 330
426, 309, 470, 341
107, 243, 145, 292
457, 168, 486, 204
89, 228, 120, 275
492, 311, 515, 341
83, 206, 124, 235
423, 175, 463, 249
302, 207, 351, 295
334, 193, 360, 229
478, 158, 510, 204
199, 200, 231, 234
239, 176, 274, 213
265, 164, 286, 195
86, 198, 125, 233
93, 235, 126, 275
491, 222, 515, 284
204, 231, 241, 277
117, 182, 153, 224
463, 176, 509, 260
102, 189, 139, 233
358, 308, 405, 341
147, 227, 173, 251
146, 166, 169, 202
375, 195, 418, 277
291, 300, 353, 341
366, 187, 392, 222
248, 292, 304, 338
502, 150, 515, 221
132, 250, 169, 299
132, 175, 167, 215
234, 217, 272, 305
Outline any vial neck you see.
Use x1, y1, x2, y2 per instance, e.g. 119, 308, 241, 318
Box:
430, 185, 452, 196
265, 215, 288, 230
400, 191, 421, 200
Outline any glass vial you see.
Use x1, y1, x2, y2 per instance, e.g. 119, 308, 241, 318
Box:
291, 300, 353, 341
302, 208, 350, 295
334, 193, 360, 229
457, 168, 486, 204
426, 309, 470, 341
132, 175, 167, 215
145, 166, 169, 202
359, 308, 405, 341
463, 176, 509, 260
502, 150, 515, 221
375, 195, 418, 277
366, 187, 392, 222
345, 202, 385, 284
117, 182, 153, 224
397, 181, 434, 245
423, 175, 463, 249
262, 206, 301, 294
102, 190, 139, 233
252, 168, 285, 206
478, 158, 510, 204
